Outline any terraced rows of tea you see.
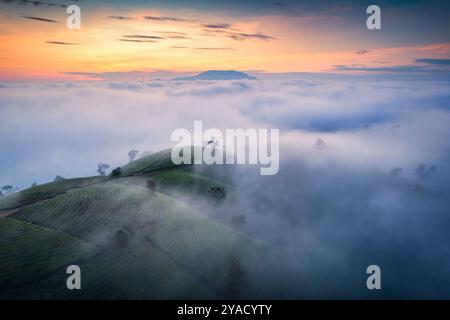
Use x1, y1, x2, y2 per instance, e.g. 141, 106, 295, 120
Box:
0, 163, 261, 299
12, 181, 164, 245
0, 177, 105, 211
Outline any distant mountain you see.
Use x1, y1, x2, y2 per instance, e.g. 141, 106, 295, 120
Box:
174, 70, 256, 81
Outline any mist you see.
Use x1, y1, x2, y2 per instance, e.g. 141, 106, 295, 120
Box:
1, 76, 450, 298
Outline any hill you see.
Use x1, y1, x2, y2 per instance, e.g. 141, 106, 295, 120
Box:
0, 149, 268, 299
173, 70, 256, 81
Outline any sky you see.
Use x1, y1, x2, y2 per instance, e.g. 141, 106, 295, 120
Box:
1, 0, 450, 80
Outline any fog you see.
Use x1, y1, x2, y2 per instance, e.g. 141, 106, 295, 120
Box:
1, 78, 449, 187
1, 76, 450, 297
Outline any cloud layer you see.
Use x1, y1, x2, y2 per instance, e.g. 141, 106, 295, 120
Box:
1, 77, 450, 187
1, 76, 450, 297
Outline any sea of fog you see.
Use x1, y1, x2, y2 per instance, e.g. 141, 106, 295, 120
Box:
1, 76, 450, 297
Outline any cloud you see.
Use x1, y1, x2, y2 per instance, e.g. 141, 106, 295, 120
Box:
21, 15, 59, 23
2, 0, 68, 8
119, 39, 157, 43
333, 58, 450, 73
108, 16, 135, 20
144, 16, 195, 22
46, 41, 80, 45
201, 28, 276, 41
122, 35, 165, 40
167, 35, 190, 39
332, 63, 450, 73
203, 29, 276, 41
332, 65, 426, 73
2, 76, 450, 298
202, 23, 231, 29
356, 49, 369, 54
416, 58, 450, 65
2, 76, 450, 186
227, 32, 276, 41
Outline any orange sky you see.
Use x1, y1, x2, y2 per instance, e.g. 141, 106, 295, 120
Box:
1, 5, 450, 80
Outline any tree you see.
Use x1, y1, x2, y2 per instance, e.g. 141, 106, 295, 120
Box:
415, 164, 437, 179
1, 185, 13, 194
54, 175, 66, 182
128, 150, 139, 163
208, 186, 226, 200
222, 259, 246, 299
112, 228, 130, 248
111, 167, 122, 177
97, 163, 110, 176
146, 179, 157, 191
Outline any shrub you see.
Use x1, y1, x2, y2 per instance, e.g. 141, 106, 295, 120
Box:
208, 186, 226, 200
146, 179, 157, 191
111, 167, 122, 177
112, 228, 131, 248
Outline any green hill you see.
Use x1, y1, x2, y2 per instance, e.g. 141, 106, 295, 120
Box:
0, 149, 263, 299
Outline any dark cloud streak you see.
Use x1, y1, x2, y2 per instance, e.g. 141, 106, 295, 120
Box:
119, 39, 157, 43
122, 34, 165, 40
108, 16, 135, 20
46, 41, 79, 45
202, 23, 231, 29
144, 16, 196, 22
228, 32, 276, 41
416, 58, 450, 65
2, 0, 68, 8
22, 15, 59, 23
356, 49, 369, 54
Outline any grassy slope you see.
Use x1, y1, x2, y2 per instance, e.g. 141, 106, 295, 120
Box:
0, 151, 259, 299
0, 177, 105, 211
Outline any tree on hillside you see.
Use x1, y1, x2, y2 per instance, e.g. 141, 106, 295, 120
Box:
113, 227, 131, 248
54, 175, 66, 182
128, 150, 139, 163
111, 167, 122, 177
1, 185, 13, 194
146, 179, 157, 191
97, 163, 110, 176
222, 259, 246, 299
415, 164, 437, 179
208, 186, 226, 201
